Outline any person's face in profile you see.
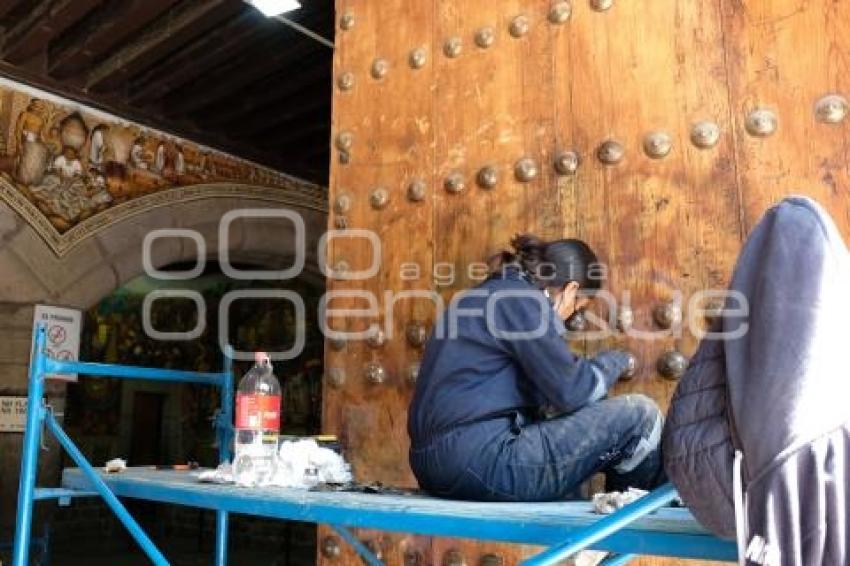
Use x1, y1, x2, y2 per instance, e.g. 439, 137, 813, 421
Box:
547, 281, 590, 321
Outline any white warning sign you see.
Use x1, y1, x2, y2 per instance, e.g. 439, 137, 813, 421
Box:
32, 305, 82, 382
0, 396, 28, 432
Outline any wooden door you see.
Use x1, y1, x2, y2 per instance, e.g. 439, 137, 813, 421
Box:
324, 1, 850, 564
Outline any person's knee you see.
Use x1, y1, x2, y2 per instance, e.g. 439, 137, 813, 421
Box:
612, 394, 663, 474
606, 394, 662, 431
622, 394, 663, 432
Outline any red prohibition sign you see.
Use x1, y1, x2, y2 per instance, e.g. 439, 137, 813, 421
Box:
48, 325, 66, 346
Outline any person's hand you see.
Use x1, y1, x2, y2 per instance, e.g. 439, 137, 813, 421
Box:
591, 350, 633, 388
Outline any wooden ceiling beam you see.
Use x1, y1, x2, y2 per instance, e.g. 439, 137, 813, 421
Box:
274, 130, 330, 157
300, 144, 331, 161
282, 162, 325, 184
284, 137, 331, 159
84, 0, 238, 93
126, 10, 271, 104
280, 122, 331, 143
0, 0, 333, 185
225, 99, 329, 138
47, 0, 178, 79
195, 58, 331, 127
0, 0, 25, 21
207, 79, 330, 130
160, 18, 327, 116
1, 0, 100, 65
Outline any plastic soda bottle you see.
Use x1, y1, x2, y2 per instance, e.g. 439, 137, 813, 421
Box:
233, 352, 281, 486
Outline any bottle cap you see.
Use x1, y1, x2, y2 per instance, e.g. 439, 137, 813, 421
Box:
254, 351, 271, 366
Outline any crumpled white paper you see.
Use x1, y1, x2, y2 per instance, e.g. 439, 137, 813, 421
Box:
591, 487, 648, 514
198, 462, 234, 484
271, 438, 351, 488
197, 439, 352, 489
104, 458, 126, 473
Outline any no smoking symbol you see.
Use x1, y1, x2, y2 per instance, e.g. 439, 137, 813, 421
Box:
48, 325, 66, 346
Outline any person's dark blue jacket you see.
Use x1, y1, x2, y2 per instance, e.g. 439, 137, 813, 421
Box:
408, 267, 629, 448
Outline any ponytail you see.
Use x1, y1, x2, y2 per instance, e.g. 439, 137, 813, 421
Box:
490, 233, 602, 291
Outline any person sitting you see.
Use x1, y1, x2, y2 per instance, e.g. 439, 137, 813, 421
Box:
408, 234, 667, 502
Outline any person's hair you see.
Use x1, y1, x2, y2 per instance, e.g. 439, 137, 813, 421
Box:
489, 234, 602, 291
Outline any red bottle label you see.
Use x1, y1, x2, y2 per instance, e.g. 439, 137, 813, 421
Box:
235, 394, 281, 430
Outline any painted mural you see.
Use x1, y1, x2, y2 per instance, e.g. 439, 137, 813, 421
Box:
0, 82, 327, 255
67, 267, 325, 464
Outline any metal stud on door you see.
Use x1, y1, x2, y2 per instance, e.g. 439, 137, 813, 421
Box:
443, 549, 466, 566
514, 157, 539, 182
337, 72, 355, 91
621, 352, 638, 381
479, 554, 503, 566
657, 351, 688, 380
339, 11, 354, 31
643, 131, 672, 159
616, 305, 634, 332
336, 132, 353, 152
444, 172, 465, 194
509, 15, 530, 38
653, 302, 682, 329
690, 121, 721, 149
814, 94, 848, 124
408, 179, 427, 202
321, 535, 341, 559
367, 328, 386, 349
597, 140, 624, 164
554, 151, 580, 175
370, 188, 389, 210
444, 37, 463, 58
474, 27, 496, 49
745, 108, 778, 137
548, 2, 572, 24
334, 194, 352, 215
365, 363, 386, 385
406, 322, 428, 348
409, 47, 428, 69
476, 165, 499, 189
371, 58, 389, 80
326, 368, 346, 389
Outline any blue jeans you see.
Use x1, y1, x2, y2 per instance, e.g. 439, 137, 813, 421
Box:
410, 395, 667, 501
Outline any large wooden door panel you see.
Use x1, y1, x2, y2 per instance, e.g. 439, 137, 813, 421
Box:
556, 0, 742, 408
720, 0, 850, 232
325, 1, 850, 565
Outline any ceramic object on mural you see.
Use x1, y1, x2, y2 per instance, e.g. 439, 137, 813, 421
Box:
0, 88, 317, 236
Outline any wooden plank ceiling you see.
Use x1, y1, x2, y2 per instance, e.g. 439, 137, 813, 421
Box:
0, 0, 334, 183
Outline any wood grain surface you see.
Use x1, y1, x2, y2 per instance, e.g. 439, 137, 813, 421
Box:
324, 1, 849, 564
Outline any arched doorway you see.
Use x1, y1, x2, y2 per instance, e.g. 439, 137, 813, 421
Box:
55, 259, 325, 564
0, 195, 327, 563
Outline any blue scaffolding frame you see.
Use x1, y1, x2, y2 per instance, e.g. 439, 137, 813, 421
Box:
14, 324, 737, 565
14, 324, 235, 566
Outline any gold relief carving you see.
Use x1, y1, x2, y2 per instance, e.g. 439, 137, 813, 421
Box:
0, 180, 327, 257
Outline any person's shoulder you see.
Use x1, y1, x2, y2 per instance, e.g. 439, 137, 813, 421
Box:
481, 267, 534, 289
449, 275, 524, 308
477, 273, 548, 314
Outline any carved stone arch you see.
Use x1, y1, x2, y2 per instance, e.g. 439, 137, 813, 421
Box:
0, 189, 326, 309
0, 192, 327, 385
